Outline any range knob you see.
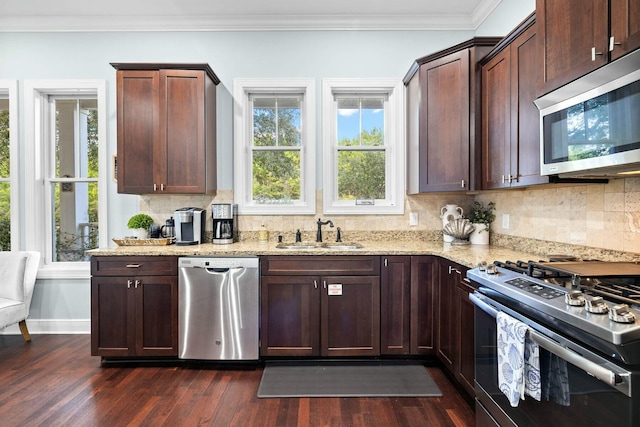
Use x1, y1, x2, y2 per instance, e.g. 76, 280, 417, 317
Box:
565, 290, 586, 306
585, 296, 609, 314
609, 304, 636, 324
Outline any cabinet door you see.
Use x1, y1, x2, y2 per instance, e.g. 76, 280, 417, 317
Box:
260, 275, 320, 357
116, 70, 158, 194
321, 276, 380, 357
482, 48, 511, 189
410, 256, 437, 355
381, 256, 411, 355
456, 275, 475, 397
419, 50, 470, 191
610, 0, 640, 60
511, 23, 547, 187
437, 261, 459, 373
135, 275, 178, 357
159, 69, 207, 193
537, 0, 609, 94
91, 277, 136, 357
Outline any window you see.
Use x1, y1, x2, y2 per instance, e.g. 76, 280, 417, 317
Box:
322, 79, 404, 214
233, 78, 315, 215
24, 80, 107, 278
0, 80, 18, 251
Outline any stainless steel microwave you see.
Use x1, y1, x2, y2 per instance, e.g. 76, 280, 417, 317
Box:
534, 49, 640, 178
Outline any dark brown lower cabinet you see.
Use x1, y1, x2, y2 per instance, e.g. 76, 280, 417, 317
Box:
322, 275, 380, 357
437, 260, 458, 372
91, 256, 178, 358
410, 255, 437, 355
260, 275, 320, 357
457, 276, 476, 395
381, 256, 411, 355
437, 258, 474, 396
260, 256, 381, 357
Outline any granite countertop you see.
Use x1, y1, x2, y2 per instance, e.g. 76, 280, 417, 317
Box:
87, 240, 543, 269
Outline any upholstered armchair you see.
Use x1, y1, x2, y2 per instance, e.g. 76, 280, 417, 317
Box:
0, 251, 41, 341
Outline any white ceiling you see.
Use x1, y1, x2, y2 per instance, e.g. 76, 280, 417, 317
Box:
0, 0, 502, 32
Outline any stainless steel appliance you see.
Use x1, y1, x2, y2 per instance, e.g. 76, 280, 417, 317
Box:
468, 260, 640, 427
174, 207, 205, 245
211, 203, 237, 245
178, 256, 259, 360
535, 48, 640, 178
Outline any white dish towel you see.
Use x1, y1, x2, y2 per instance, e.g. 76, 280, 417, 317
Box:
497, 311, 541, 407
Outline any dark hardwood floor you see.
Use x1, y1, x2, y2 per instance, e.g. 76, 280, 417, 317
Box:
0, 335, 474, 426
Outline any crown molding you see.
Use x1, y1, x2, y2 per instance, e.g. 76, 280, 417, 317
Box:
0, 13, 486, 32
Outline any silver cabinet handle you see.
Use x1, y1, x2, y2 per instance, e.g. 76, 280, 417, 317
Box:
591, 47, 604, 61
609, 36, 621, 51
161, 184, 165, 191
126, 264, 140, 268
314, 280, 318, 289
135, 280, 141, 288
461, 180, 466, 188
127, 279, 133, 289
323, 280, 327, 289
153, 183, 157, 191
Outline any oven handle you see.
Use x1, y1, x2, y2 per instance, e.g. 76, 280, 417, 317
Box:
469, 292, 627, 390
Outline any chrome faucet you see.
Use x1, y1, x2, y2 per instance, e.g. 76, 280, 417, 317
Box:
316, 218, 334, 242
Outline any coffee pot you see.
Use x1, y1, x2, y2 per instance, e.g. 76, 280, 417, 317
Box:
161, 217, 175, 239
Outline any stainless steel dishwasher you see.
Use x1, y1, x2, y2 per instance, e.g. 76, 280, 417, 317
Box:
178, 256, 259, 360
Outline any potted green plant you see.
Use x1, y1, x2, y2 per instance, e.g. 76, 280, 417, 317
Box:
466, 201, 495, 245
127, 213, 154, 239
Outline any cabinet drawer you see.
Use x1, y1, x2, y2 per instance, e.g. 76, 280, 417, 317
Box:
261, 256, 380, 276
91, 256, 178, 276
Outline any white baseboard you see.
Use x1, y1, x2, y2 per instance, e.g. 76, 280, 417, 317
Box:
0, 319, 90, 335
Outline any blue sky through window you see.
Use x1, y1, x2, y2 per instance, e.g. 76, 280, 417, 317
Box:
337, 98, 384, 142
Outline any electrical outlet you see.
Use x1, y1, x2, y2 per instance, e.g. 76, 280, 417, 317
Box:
409, 212, 418, 226
502, 213, 510, 230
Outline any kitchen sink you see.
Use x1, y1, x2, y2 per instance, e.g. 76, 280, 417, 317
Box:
320, 243, 363, 250
275, 243, 319, 249
275, 242, 363, 250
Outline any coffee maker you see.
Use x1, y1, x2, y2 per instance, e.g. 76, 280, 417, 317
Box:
174, 207, 205, 245
211, 203, 237, 245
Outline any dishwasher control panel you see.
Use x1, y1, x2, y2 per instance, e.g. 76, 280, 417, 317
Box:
178, 256, 259, 270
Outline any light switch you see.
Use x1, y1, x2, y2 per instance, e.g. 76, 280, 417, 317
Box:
409, 212, 418, 226
502, 213, 510, 230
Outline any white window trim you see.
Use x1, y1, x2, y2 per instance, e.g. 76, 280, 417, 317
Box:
233, 78, 316, 215
24, 80, 108, 279
0, 80, 20, 251
322, 78, 405, 215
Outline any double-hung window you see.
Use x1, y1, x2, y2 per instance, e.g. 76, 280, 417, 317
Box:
0, 80, 18, 251
24, 80, 107, 277
322, 79, 404, 214
233, 78, 315, 215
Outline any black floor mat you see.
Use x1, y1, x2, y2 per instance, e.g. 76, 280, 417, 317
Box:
257, 360, 442, 398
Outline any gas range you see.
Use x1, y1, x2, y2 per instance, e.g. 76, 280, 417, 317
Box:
467, 260, 640, 347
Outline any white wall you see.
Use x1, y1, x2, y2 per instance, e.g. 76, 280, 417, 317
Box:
0, 0, 534, 331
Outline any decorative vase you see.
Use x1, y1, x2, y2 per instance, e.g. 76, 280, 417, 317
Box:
469, 223, 490, 245
440, 204, 463, 243
134, 228, 148, 239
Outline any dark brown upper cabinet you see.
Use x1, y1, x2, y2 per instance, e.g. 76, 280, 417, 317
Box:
404, 38, 500, 193
481, 14, 550, 189
112, 63, 219, 194
537, 0, 640, 95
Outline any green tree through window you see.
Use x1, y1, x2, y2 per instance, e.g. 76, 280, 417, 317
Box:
0, 109, 10, 250
252, 96, 301, 203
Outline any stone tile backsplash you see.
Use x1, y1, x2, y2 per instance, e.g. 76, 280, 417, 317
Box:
140, 177, 640, 256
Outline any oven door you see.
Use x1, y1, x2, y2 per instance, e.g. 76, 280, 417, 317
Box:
471, 290, 637, 427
